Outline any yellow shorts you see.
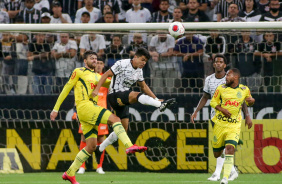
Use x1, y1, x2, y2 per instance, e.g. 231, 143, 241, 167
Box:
212, 124, 240, 152
77, 101, 112, 139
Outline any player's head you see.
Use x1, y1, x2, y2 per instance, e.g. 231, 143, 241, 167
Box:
95, 58, 105, 73
226, 68, 240, 86
83, 50, 98, 70
133, 48, 150, 69
213, 54, 227, 72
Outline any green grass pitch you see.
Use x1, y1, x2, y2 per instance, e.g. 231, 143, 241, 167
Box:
0, 172, 281, 184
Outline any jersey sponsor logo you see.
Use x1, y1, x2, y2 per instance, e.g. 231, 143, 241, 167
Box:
213, 89, 219, 98
90, 83, 97, 89
217, 114, 239, 123
117, 98, 125, 106
71, 71, 76, 79
224, 100, 240, 107
237, 91, 242, 98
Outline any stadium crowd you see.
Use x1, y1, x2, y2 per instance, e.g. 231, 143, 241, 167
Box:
0, 0, 282, 95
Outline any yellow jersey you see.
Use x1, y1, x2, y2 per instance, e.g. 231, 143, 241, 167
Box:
210, 84, 252, 128
53, 67, 111, 111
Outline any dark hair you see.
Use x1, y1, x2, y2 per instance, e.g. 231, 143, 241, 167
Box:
135, 48, 150, 60
213, 54, 227, 64
173, 7, 182, 12
230, 68, 241, 78
243, 0, 257, 11
83, 50, 98, 60
103, 4, 113, 14
160, 0, 169, 3
229, 3, 239, 9
104, 11, 114, 16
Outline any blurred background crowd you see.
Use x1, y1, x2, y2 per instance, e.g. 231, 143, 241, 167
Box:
0, 0, 282, 95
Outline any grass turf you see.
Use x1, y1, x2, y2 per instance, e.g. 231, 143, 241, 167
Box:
0, 172, 281, 184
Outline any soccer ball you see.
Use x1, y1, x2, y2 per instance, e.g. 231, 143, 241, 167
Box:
168, 22, 185, 38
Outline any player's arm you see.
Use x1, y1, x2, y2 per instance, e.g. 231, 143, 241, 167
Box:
50, 69, 80, 121
101, 77, 111, 88
92, 69, 114, 97
245, 87, 255, 106
242, 102, 252, 129
138, 81, 157, 99
210, 87, 231, 118
191, 92, 211, 123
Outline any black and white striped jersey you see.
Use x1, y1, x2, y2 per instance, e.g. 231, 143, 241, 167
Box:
18, 8, 42, 24
109, 59, 144, 94
203, 73, 226, 118
0, 0, 24, 23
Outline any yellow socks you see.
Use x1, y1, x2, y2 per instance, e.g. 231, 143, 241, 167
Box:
223, 154, 234, 179
112, 122, 133, 148
66, 148, 91, 176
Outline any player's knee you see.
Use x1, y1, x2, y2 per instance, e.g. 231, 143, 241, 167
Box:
225, 145, 235, 155
213, 152, 222, 158
107, 114, 121, 125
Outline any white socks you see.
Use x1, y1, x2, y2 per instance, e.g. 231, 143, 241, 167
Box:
138, 94, 161, 107
214, 149, 225, 176
99, 132, 118, 152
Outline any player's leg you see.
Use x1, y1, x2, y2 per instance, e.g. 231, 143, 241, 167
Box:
95, 124, 108, 174
220, 128, 240, 184
211, 124, 226, 181
77, 133, 86, 174
63, 122, 97, 184
131, 91, 176, 112
208, 120, 225, 181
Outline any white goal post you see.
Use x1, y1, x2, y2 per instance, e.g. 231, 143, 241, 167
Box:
0, 22, 282, 31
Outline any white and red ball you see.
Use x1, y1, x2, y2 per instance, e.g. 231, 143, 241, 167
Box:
168, 22, 185, 38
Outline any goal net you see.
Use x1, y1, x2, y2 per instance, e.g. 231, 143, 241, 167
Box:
0, 23, 281, 174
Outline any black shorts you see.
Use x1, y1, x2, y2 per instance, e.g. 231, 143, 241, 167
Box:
107, 90, 131, 119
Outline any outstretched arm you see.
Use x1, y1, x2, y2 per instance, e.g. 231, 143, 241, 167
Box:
92, 69, 114, 97
191, 92, 210, 123
50, 69, 80, 121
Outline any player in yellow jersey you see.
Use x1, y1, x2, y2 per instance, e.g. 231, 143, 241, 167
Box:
210, 68, 255, 184
50, 51, 147, 184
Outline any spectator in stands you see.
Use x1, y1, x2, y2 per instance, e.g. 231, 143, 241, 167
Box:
179, 0, 208, 18
104, 35, 126, 67
126, 0, 151, 43
75, 0, 102, 23
12, 34, 29, 94
216, 0, 242, 22
126, 0, 151, 23
238, 0, 261, 21
80, 11, 90, 23
149, 32, 176, 93
18, 0, 41, 23
34, 0, 50, 11
173, 33, 204, 93
203, 32, 226, 76
59, 0, 80, 22
96, 11, 116, 23
168, 7, 183, 22
221, 3, 245, 22
0, 9, 10, 23
41, 11, 51, 23
258, 0, 270, 14
235, 32, 261, 92
185, 0, 210, 22
205, 0, 218, 21
51, 33, 77, 92
117, 0, 127, 22
260, 0, 282, 21
94, 0, 120, 22
79, 33, 106, 59
28, 33, 53, 94
50, 1, 72, 23
255, 32, 282, 92
151, 0, 173, 23
0, 33, 16, 94
129, 0, 153, 12
1, 0, 24, 23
